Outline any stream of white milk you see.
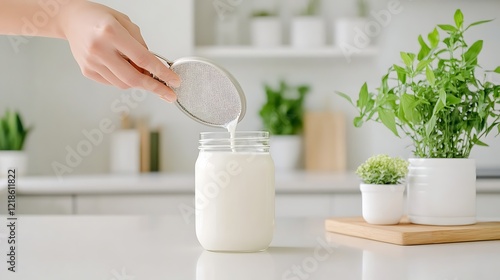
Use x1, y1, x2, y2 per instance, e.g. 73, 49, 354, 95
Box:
225, 118, 238, 152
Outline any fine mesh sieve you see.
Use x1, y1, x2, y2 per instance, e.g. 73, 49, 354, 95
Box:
152, 53, 246, 128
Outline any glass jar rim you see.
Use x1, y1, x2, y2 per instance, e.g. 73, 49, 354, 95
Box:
198, 131, 270, 150
199, 131, 269, 141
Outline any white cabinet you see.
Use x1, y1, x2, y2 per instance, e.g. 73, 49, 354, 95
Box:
276, 194, 363, 218
14, 193, 500, 219
12, 175, 500, 217
76, 194, 193, 216
330, 194, 362, 217
276, 194, 331, 217
16, 196, 73, 215
477, 194, 500, 219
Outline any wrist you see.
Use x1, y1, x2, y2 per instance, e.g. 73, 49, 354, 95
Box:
54, 0, 85, 39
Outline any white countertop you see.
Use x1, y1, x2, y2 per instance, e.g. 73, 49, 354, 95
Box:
0, 215, 499, 279
13, 172, 500, 195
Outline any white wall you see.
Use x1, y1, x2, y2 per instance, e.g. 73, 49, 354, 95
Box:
0, 0, 499, 176
0, 0, 196, 176
196, 0, 500, 169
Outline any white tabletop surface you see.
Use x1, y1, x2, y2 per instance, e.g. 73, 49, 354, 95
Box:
1, 215, 499, 280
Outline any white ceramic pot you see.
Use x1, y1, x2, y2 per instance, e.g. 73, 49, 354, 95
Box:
0, 151, 28, 177
270, 135, 302, 171
360, 183, 405, 225
407, 158, 476, 226
334, 17, 371, 48
250, 17, 282, 48
291, 16, 325, 48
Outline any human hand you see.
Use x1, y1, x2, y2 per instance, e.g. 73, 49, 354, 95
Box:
59, 1, 179, 102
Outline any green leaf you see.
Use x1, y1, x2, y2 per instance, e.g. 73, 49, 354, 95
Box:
401, 94, 420, 124
6, 111, 20, 150
433, 99, 445, 115
400, 52, 413, 67
397, 102, 408, 124
454, 9, 464, 29
416, 60, 431, 73
426, 66, 436, 86
493, 66, 500, 74
473, 135, 489, 147
0, 120, 6, 150
377, 108, 399, 137
425, 115, 437, 137
354, 116, 363, 127
465, 19, 493, 31
394, 65, 407, 83
485, 122, 499, 136
439, 88, 447, 104
381, 73, 389, 94
464, 40, 483, 63
417, 35, 431, 60
357, 83, 369, 109
428, 28, 440, 48
498, 123, 500, 136
446, 94, 462, 105
438, 24, 458, 33
335, 91, 354, 106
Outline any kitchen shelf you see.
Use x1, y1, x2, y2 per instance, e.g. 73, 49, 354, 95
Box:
194, 46, 379, 59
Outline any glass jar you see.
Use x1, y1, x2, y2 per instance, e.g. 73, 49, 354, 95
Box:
195, 131, 275, 252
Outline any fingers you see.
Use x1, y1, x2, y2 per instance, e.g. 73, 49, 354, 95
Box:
83, 70, 112, 86
109, 25, 181, 88
115, 14, 148, 48
106, 52, 177, 102
95, 65, 131, 89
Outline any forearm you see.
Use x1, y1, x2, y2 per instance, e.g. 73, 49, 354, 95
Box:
0, 0, 80, 38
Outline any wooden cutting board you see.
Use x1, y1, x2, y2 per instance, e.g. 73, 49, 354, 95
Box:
325, 217, 500, 245
304, 111, 346, 172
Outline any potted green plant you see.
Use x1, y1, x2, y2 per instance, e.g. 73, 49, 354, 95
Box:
250, 10, 282, 48
291, 0, 325, 48
259, 80, 310, 171
0, 110, 31, 177
337, 10, 500, 225
357, 155, 409, 225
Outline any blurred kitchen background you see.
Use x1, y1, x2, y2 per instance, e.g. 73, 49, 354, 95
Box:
1, 0, 500, 176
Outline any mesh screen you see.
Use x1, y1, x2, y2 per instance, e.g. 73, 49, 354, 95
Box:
171, 60, 244, 127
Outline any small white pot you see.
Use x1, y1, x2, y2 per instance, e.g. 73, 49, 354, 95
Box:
0, 151, 28, 177
334, 17, 371, 48
270, 135, 302, 171
408, 158, 476, 226
360, 183, 405, 225
290, 16, 326, 48
250, 17, 282, 48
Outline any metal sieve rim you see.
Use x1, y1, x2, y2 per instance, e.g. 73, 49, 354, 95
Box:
154, 54, 247, 128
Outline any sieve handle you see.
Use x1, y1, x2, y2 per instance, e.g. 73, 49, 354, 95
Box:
152, 52, 174, 67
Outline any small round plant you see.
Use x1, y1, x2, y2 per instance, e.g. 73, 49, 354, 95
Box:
356, 155, 409, 185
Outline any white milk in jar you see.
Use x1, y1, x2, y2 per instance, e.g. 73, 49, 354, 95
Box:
195, 131, 275, 252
